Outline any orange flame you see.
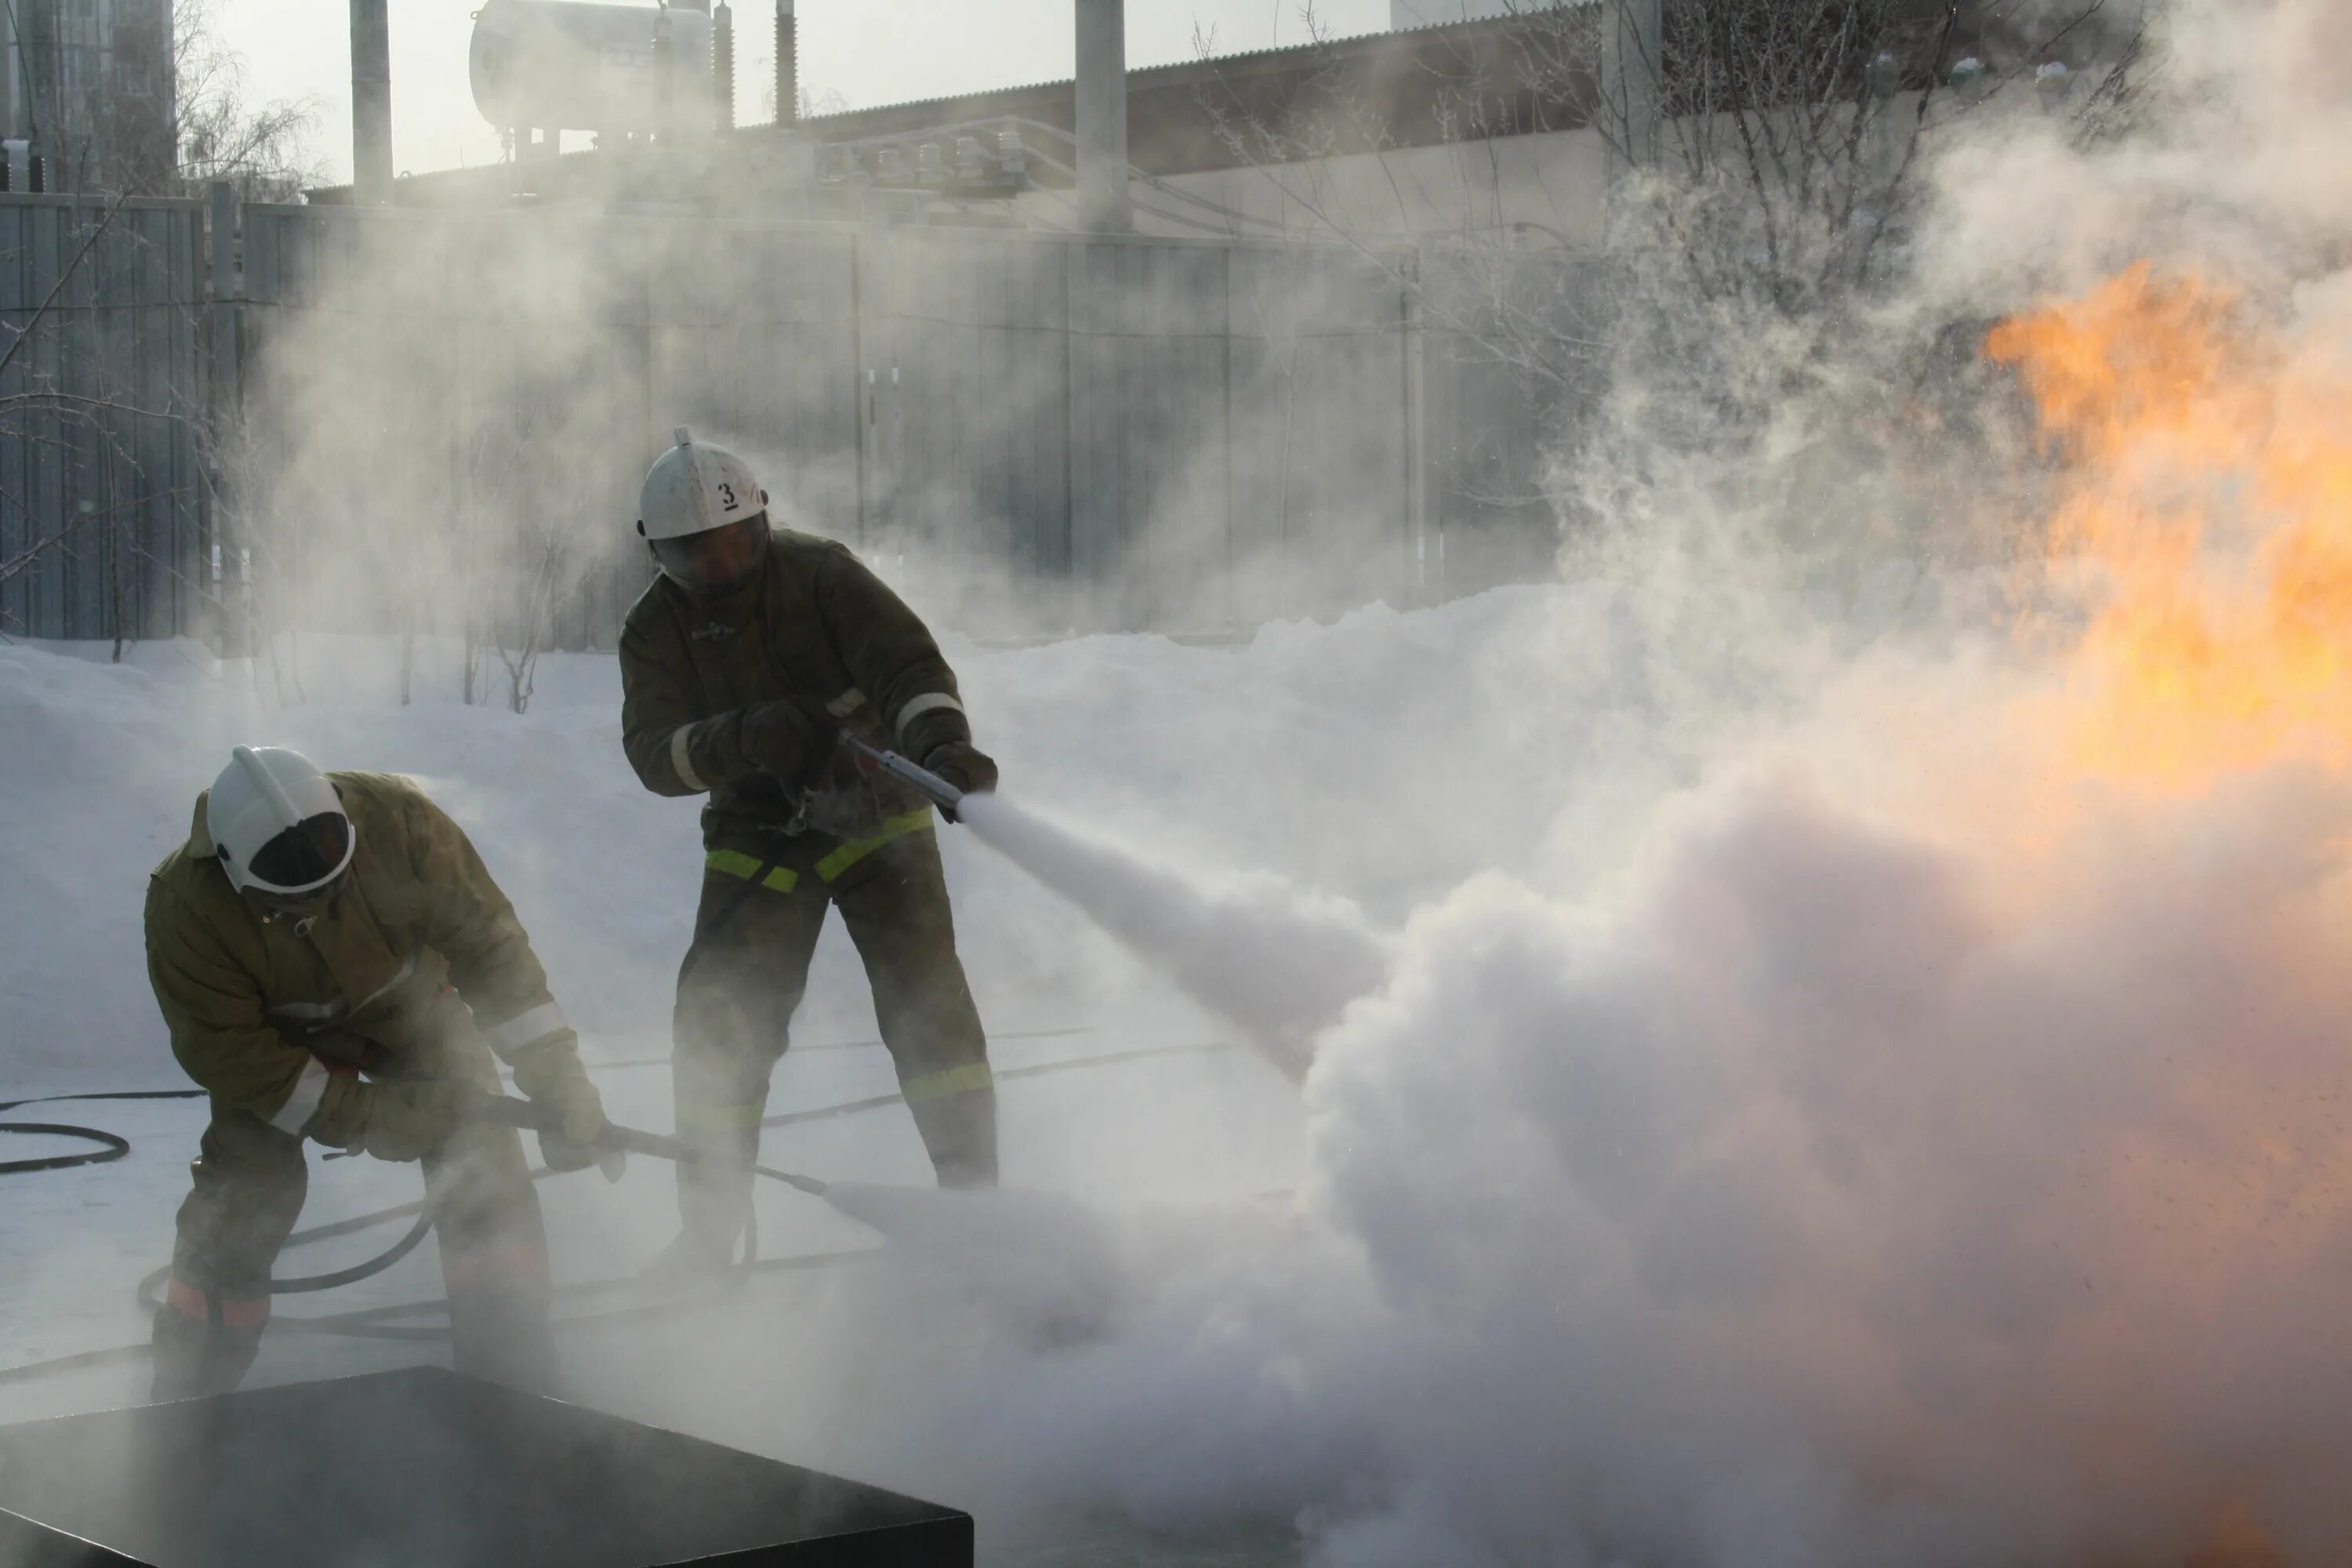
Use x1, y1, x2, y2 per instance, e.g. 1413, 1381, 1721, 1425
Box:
1987, 263, 2352, 788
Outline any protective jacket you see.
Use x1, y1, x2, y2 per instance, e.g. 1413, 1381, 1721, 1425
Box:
618, 528, 967, 845
144, 771, 584, 1144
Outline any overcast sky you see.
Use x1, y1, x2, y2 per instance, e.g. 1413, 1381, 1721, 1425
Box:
215, 1, 1392, 187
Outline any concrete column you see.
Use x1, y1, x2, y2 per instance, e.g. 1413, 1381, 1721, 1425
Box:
350, 0, 393, 202
1074, 0, 1129, 232
1602, 0, 1661, 182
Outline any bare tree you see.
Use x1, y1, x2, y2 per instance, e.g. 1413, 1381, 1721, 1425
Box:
166, 0, 326, 201
460, 392, 609, 714
1182, 0, 2155, 606
60, 0, 324, 199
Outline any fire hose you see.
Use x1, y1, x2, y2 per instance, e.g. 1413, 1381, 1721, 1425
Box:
0, 739, 1221, 1384
470, 1091, 832, 1196
0, 1090, 203, 1174
0, 1039, 1237, 1388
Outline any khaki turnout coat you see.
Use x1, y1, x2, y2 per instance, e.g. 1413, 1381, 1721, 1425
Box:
145, 771, 578, 1143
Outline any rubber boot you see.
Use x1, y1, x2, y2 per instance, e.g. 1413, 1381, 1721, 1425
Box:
909, 1085, 998, 1189
426, 1116, 558, 1395
659, 1123, 760, 1279
148, 1289, 269, 1403
445, 1261, 557, 1396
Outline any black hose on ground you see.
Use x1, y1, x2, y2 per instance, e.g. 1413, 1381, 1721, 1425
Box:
0, 1090, 205, 1174
0, 1041, 1239, 1388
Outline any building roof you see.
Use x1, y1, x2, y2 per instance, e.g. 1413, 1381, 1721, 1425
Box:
313, 8, 1604, 205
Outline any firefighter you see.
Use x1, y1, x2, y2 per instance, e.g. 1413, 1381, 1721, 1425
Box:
619, 428, 999, 1273
143, 746, 614, 1400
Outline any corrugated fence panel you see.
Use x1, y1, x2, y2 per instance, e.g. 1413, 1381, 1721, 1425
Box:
0, 194, 208, 643
1417, 249, 1594, 597
884, 229, 1087, 633
1225, 245, 1417, 627
7, 198, 1573, 649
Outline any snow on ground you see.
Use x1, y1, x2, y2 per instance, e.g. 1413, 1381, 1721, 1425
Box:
0, 587, 1641, 1566
15, 553, 2352, 1567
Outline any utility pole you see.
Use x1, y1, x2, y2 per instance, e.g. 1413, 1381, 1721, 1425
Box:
1074, 0, 1130, 233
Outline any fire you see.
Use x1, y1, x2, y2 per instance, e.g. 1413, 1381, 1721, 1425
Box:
1986, 263, 2352, 787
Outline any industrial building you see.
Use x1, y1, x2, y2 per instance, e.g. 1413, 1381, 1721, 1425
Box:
318, 1, 1613, 245
0, 0, 176, 193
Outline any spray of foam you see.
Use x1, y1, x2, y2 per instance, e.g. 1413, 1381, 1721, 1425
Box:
799, 5, 2352, 1562
956, 793, 1388, 1078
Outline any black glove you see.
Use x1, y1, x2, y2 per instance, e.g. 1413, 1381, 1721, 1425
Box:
923, 740, 999, 797
898, 700, 996, 800
356, 1080, 475, 1163
736, 697, 833, 786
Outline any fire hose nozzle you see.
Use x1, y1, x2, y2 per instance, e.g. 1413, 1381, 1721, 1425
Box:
839, 731, 967, 818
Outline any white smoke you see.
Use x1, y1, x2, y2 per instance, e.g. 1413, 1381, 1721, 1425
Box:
958, 794, 1389, 1077
748, 2, 2352, 1561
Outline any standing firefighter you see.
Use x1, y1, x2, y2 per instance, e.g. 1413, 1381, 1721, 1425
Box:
620, 429, 999, 1272
143, 747, 614, 1399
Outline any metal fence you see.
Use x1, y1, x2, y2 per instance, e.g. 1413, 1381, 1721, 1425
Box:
2, 193, 1571, 648
0, 194, 209, 644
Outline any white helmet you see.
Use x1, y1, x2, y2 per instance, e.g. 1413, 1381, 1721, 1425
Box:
208, 746, 355, 898
639, 426, 765, 542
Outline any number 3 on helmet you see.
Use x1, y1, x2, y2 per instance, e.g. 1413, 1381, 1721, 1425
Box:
636, 426, 771, 596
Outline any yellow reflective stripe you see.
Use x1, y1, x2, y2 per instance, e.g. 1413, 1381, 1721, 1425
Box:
674, 1096, 768, 1132
900, 1062, 995, 1105
705, 848, 799, 894
815, 811, 934, 883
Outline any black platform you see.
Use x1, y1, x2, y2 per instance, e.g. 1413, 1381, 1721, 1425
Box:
0, 1366, 971, 1566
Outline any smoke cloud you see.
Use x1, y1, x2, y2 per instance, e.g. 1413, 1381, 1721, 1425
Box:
958, 793, 1388, 1077
711, 2, 2352, 1563
20, 2, 2352, 1564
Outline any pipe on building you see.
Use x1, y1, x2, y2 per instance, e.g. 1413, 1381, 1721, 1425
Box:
1073, 0, 1129, 232
350, 0, 394, 202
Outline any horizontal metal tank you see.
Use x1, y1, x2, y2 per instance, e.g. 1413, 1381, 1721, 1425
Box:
470, 0, 713, 133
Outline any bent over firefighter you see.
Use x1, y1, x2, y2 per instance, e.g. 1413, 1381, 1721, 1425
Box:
144, 748, 612, 1399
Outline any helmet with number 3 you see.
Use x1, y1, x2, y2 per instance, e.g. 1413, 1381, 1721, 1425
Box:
637, 427, 770, 595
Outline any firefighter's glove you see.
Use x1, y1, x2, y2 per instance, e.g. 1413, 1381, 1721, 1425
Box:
356, 1080, 474, 1163
736, 697, 833, 789
924, 741, 999, 808
510, 1036, 624, 1182
899, 702, 995, 810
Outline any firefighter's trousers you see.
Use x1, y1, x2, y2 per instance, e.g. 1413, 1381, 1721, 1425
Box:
150, 1029, 553, 1402
673, 816, 995, 1258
